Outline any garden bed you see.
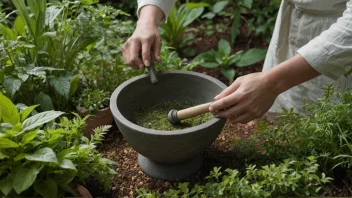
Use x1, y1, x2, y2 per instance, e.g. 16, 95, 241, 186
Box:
98, 120, 352, 197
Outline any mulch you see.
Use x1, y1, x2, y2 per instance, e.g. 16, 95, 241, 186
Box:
97, 120, 260, 198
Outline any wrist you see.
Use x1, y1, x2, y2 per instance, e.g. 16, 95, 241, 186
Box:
138, 5, 165, 26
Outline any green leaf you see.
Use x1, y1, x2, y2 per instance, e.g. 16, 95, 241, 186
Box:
34, 92, 54, 111
80, 0, 99, 6
236, 49, 267, 67
59, 159, 77, 171
3, 76, 21, 98
0, 174, 14, 196
49, 77, 70, 99
221, 67, 235, 83
202, 12, 215, 19
218, 39, 231, 57
193, 51, 219, 68
33, 179, 58, 198
69, 75, 79, 98
0, 138, 19, 148
213, 1, 229, 13
0, 70, 4, 82
183, 7, 204, 27
0, 24, 16, 40
14, 16, 25, 35
0, 152, 9, 160
19, 105, 38, 122
14, 153, 25, 161
22, 111, 64, 131
231, 10, 241, 44
185, 2, 210, 8
243, 0, 253, 9
0, 92, 20, 125
228, 53, 242, 65
13, 166, 40, 194
25, 147, 58, 163
21, 130, 38, 145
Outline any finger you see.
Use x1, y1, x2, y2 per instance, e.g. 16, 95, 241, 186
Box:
129, 39, 144, 69
229, 113, 252, 124
122, 43, 131, 67
215, 104, 244, 119
215, 79, 241, 100
141, 38, 152, 67
152, 36, 162, 62
209, 91, 241, 113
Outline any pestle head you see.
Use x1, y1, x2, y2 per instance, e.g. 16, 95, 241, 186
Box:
167, 109, 180, 125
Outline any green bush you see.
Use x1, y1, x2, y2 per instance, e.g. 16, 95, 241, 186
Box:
136, 157, 331, 197
241, 85, 352, 178
0, 92, 116, 197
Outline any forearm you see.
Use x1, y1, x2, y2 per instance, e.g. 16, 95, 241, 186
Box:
138, 5, 165, 26
265, 54, 321, 95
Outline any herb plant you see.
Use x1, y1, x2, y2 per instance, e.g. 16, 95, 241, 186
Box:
160, 2, 208, 54
136, 157, 331, 197
242, 85, 352, 178
0, 0, 125, 112
193, 38, 266, 83
0, 92, 116, 197
202, 0, 229, 20
74, 88, 110, 114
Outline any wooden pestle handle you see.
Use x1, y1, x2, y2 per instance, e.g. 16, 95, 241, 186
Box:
177, 102, 211, 120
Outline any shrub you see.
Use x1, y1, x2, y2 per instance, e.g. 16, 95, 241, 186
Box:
0, 92, 116, 197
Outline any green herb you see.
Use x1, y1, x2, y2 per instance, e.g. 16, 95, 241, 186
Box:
0, 92, 116, 197
133, 100, 213, 131
136, 156, 332, 197
193, 39, 266, 83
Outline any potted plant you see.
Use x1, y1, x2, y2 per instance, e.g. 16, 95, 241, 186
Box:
74, 88, 113, 137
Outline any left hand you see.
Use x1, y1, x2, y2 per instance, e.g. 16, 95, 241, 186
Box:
209, 72, 279, 124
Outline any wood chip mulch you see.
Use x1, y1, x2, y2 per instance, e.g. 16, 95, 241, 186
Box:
95, 120, 259, 198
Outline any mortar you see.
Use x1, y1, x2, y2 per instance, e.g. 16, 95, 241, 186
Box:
110, 70, 227, 180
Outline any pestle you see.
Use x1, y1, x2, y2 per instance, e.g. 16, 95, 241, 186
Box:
167, 102, 212, 125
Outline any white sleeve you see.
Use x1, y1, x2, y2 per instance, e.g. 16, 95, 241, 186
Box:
137, 0, 177, 23
297, 0, 352, 80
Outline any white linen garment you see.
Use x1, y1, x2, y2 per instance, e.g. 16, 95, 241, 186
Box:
137, 0, 176, 21
264, 0, 352, 114
138, 0, 352, 114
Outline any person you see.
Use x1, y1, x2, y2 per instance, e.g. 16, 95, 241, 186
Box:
122, 0, 352, 124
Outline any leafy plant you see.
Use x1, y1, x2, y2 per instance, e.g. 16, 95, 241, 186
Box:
160, 2, 208, 54
248, 0, 281, 42
74, 88, 110, 114
244, 85, 352, 178
202, 0, 229, 19
0, 0, 126, 112
193, 38, 266, 83
136, 156, 331, 197
0, 92, 116, 197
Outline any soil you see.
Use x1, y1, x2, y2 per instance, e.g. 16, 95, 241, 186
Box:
93, 120, 352, 198
98, 120, 260, 198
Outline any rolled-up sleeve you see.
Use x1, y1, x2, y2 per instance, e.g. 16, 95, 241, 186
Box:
297, 0, 352, 80
137, 0, 177, 23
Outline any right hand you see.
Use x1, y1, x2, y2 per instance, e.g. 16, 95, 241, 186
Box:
122, 20, 162, 69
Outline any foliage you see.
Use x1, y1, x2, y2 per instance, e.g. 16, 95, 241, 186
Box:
74, 89, 110, 114
248, 0, 281, 42
242, 85, 352, 178
160, 2, 209, 54
0, 92, 116, 197
136, 157, 331, 198
193, 39, 266, 83
0, 0, 127, 112
201, 0, 229, 20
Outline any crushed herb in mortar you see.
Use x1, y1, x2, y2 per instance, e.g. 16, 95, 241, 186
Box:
132, 100, 213, 131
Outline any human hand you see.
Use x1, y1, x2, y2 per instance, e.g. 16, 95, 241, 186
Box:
122, 5, 164, 69
209, 72, 279, 124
